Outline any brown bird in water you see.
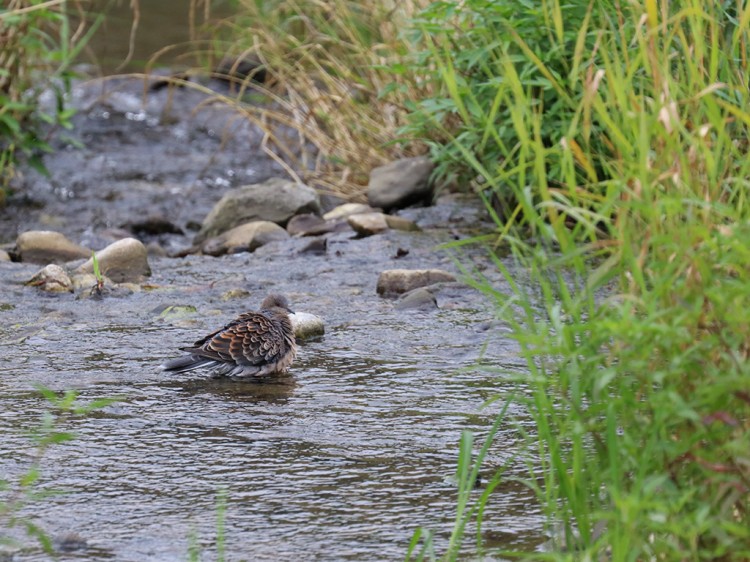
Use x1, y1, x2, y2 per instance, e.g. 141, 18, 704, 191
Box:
162, 294, 296, 378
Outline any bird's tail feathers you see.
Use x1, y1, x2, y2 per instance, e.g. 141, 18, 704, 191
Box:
161, 355, 217, 373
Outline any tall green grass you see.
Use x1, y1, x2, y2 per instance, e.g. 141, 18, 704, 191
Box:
404, 0, 750, 559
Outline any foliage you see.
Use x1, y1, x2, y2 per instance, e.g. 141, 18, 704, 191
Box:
0, 0, 97, 195
197, 0, 430, 198
0, 386, 119, 554
402, 0, 750, 559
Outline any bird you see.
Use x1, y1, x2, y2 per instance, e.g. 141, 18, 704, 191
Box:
162, 293, 297, 378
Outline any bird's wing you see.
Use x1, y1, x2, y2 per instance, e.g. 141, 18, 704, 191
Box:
182, 313, 282, 366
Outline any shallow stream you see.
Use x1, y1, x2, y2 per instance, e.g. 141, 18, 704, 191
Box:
1, 224, 544, 561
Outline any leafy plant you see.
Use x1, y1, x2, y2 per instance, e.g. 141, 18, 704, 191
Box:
0, 385, 119, 554
0, 1, 100, 194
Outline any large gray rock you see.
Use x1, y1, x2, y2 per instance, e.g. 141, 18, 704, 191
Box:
16, 231, 90, 264
26, 264, 73, 293
202, 221, 289, 256
196, 178, 321, 243
76, 238, 151, 283
367, 156, 435, 211
376, 268, 457, 296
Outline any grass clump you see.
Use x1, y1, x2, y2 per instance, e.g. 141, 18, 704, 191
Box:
197, 0, 430, 199
400, 0, 750, 559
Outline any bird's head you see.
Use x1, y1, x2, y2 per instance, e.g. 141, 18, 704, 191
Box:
260, 293, 294, 315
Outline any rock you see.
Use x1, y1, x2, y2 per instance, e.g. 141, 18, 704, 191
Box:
323, 203, 379, 221
195, 178, 321, 243
299, 237, 328, 255
367, 156, 435, 211
286, 213, 334, 237
16, 231, 90, 264
376, 268, 457, 296
384, 215, 420, 232
26, 264, 73, 293
76, 238, 151, 283
202, 221, 289, 256
348, 212, 389, 237
221, 288, 251, 301
124, 215, 183, 236
396, 287, 438, 310
290, 311, 325, 339
71, 272, 114, 292
0, 250, 9, 262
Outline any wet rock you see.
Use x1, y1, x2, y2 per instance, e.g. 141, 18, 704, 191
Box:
202, 221, 289, 256
299, 237, 328, 255
16, 230, 90, 264
195, 178, 321, 243
367, 156, 435, 212
71, 272, 114, 292
348, 212, 389, 237
124, 214, 183, 236
76, 238, 151, 283
290, 311, 325, 339
384, 215, 420, 232
376, 268, 457, 296
221, 288, 251, 301
323, 203, 378, 221
286, 213, 334, 237
395, 287, 438, 310
146, 242, 168, 257
0, 250, 9, 261
26, 264, 73, 293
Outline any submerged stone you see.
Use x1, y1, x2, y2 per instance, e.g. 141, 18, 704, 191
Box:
376, 268, 457, 296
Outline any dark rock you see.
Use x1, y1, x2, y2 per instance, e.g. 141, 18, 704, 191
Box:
124, 215, 183, 236
376, 268, 457, 296
16, 231, 90, 264
299, 237, 328, 255
287, 213, 334, 237
367, 156, 435, 211
195, 178, 321, 243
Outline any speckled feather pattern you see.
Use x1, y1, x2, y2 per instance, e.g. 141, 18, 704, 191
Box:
162, 294, 297, 377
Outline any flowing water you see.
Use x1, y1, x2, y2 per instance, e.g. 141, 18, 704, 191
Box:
0, 224, 545, 561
